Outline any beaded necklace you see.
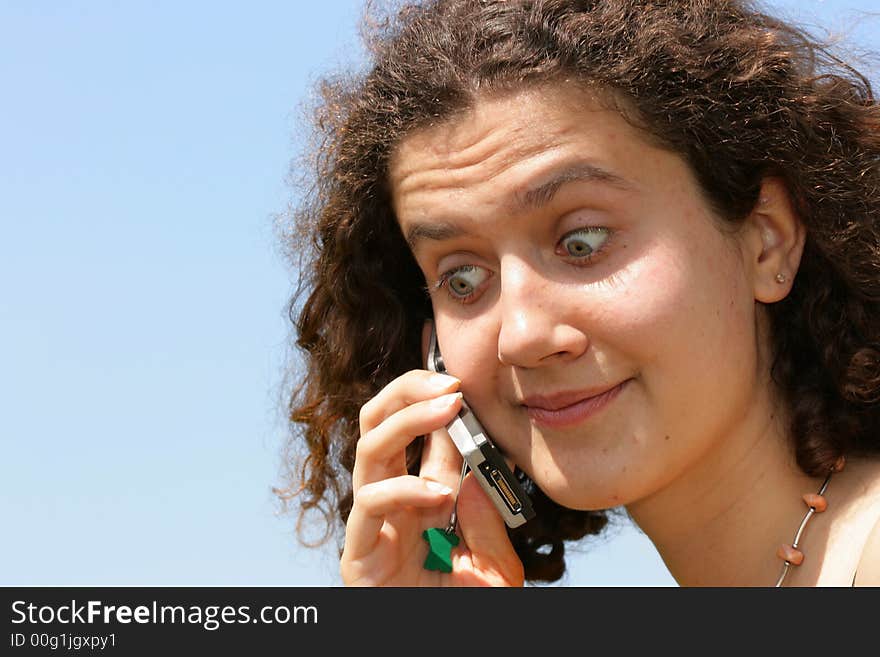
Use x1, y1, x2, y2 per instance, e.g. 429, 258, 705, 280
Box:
774, 456, 845, 587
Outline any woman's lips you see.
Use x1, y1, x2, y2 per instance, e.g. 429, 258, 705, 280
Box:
523, 379, 631, 429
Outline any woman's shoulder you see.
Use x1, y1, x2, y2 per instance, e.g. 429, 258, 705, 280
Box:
854, 515, 880, 586
851, 457, 880, 586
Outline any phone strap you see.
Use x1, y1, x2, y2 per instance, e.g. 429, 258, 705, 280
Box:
421, 460, 469, 573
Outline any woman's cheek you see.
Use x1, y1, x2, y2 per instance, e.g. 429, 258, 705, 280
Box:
434, 320, 497, 390
593, 250, 688, 344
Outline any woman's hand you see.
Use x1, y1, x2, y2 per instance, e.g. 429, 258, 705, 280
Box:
340, 366, 525, 586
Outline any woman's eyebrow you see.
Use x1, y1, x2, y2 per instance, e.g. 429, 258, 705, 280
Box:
403, 161, 633, 251
404, 221, 466, 251
516, 161, 633, 211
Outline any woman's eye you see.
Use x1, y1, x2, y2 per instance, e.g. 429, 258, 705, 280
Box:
438, 265, 490, 300
558, 227, 610, 259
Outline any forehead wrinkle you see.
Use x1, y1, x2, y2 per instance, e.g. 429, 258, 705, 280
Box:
390, 96, 567, 202
392, 130, 541, 202
390, 91, 630, 245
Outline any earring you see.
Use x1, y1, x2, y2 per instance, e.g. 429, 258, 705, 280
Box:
775, 273, 788, 284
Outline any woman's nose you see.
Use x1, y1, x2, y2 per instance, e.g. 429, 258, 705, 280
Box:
496, 258, 589, 368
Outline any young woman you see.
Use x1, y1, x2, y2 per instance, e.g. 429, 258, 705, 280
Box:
278, 0, 880, 586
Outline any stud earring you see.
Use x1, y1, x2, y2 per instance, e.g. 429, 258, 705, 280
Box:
775, 273, 788, 284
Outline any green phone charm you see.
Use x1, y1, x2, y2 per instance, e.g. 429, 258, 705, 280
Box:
422, 460, 468, 573
421, 528, 459, 573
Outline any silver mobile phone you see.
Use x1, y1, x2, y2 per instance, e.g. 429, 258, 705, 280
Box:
426, 323, 535, 528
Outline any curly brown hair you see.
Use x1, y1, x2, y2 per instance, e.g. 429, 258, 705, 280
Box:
276, 0, 880, 582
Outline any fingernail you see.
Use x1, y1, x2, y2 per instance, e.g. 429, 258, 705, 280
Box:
425, 481, 453, 495
429, 373, 460, 390
430, 392, 462, 409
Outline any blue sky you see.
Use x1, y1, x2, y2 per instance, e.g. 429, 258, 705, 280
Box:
1, 0, 876, 586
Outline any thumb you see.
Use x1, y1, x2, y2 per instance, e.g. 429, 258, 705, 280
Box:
456, 473, 525, 585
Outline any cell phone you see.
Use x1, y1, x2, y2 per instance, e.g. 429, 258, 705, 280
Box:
426, 323, 535, 528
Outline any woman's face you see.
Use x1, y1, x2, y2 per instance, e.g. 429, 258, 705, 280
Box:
389, 85, 765, 510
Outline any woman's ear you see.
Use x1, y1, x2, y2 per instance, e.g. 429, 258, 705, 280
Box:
743, 177, 806, 303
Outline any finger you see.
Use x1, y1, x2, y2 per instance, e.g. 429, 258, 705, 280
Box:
456, 474, 525, 583
416, 319, 467, 489
359, 369, 460, 435
418, 425, 466, 492
352, 392, 463, 492
343, 475, 454, 560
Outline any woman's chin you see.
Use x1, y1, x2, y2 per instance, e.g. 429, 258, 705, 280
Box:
530, 473, 629, 511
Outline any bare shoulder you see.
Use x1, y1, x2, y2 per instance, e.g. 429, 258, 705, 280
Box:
854, 515, 880, 586
852, 458, 880, 586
